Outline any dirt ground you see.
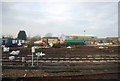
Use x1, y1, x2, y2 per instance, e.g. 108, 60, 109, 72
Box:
2, 45, 119, 57
2, 45, 120, 80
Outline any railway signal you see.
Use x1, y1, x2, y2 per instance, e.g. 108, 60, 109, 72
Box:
36, 52, 45, 57
3, 47, 9, 52
31, 47, 35, 66
36, 52, 46, 66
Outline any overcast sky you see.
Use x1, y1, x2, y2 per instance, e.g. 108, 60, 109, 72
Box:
2, 1, 118, 38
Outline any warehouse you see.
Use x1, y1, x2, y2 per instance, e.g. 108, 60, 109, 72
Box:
60, 34, 97, 44
42, 37, 59, 44
60, 34, 97, 40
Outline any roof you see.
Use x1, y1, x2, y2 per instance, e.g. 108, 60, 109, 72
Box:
62, 34, 97, 37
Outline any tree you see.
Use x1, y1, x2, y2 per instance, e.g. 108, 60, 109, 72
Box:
27, 35, 41, 41
106, 39, 112, 43
45, 33, 52, 37
17, 30, 27, 40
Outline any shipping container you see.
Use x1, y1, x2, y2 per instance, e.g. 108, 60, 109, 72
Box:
64, 39, 85, 45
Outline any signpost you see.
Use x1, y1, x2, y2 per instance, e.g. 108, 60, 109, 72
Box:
36, 52, 45, 66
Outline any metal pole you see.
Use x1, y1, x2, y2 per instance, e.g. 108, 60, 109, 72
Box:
32, 52, 34, 66
31, 47, 35, 67
84, 30, 85, 41
22, 57, 25, 66
37, 56, 38, 66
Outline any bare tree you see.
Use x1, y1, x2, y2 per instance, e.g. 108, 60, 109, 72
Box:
45, 33, 52, 37
27, 35, 41, 41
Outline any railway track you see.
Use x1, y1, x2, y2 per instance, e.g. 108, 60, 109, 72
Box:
2, 56, 120, 66
2, 71, 120, 80
2, 64, 119, 70
24, 71, 120, 78
2, 56, 120, 60
2, 57, 120, 79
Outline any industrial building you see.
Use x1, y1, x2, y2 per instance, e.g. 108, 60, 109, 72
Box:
60, 34, 97, 44
60, 34, 97, 40
0, 38, 25, 45
42, 37, 59, 44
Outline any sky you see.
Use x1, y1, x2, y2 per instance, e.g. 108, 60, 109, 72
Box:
2, 1, 118, 38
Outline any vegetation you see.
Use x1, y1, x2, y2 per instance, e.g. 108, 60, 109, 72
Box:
17, 30, 27, 40
45, 33, 52, 37
27, 35, 41, 41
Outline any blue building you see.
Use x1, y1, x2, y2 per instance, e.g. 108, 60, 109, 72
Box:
60, 34, 97, 44
60, 34, 97, 40
0, 39, 13, 44
0, 38, 25, 44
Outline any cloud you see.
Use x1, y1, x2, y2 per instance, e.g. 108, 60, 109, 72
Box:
2, 2, 118, 38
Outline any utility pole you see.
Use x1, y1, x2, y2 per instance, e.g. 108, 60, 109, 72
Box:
84, 30, 85, 41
